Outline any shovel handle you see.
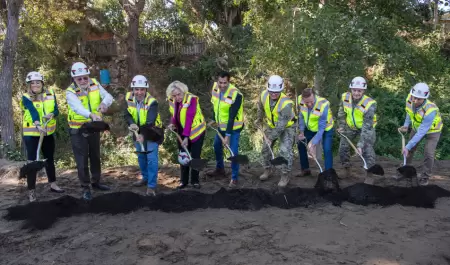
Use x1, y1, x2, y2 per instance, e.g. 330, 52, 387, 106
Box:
398, 128, 407, 166
259, 128, 275, 159
299, 140, 323, 173
168, 127, 193, 160
337, 131, 368, 169
130, 128, 146, 152
36, 118, 52, 161
208, 125, 235, 157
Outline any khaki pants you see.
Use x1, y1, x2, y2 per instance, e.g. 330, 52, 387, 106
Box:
406, 131, 441, 178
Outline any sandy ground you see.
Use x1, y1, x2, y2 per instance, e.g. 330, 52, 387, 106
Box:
1, 156, 450, 265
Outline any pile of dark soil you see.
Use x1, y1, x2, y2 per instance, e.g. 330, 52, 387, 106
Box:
4, 184, 450, 230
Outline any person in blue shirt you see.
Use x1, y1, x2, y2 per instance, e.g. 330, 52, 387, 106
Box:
398, 83, 443, 186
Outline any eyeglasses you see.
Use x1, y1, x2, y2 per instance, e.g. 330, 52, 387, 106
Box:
76, 77, 89, 82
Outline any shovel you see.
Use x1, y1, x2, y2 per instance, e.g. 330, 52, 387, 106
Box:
208, 125, 249, 165
396, 128, 417, 179
260, 129, 288, 166
79, 121, 110, 134
129, 127, 150, 154
336, 131, 384, 176
19, 120, 50, 179
299, 139, 323, 173
168, 127, 208, 171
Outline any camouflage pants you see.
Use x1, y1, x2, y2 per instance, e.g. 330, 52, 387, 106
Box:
261, 126, 295, 173
339, 126, 376, 169
406, 131, 441, 178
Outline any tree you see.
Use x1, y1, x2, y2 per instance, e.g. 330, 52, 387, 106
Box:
0, 0, 23, 151
120, 0, 146, 78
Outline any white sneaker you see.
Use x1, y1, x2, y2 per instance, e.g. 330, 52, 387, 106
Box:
28, 190, 37, 202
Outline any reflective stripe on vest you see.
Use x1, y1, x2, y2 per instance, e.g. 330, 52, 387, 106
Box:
21, 88, 57, 136
126, 92, 162, 127
66, 78, 102, 129
297, 95, 334, 132
168, 92, 206, 140
260, 90, 295, 129
210, 82, 244, 131
341, 92, 377, 129
405, 95, 443, 134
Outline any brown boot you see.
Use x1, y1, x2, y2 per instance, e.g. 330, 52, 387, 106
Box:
295, 169, 311, 178
206, 168, 226, 177
259, 168, 272, 181
364, 172, 374, 185
278, 172, 290, 187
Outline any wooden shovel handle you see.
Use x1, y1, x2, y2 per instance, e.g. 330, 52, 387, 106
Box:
208, 125, 235, 156
398, 128, 407, 166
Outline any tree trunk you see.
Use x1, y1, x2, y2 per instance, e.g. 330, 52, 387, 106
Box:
121, 0, 145, 79
0, 0, 23, 153
433, 0, 439, 29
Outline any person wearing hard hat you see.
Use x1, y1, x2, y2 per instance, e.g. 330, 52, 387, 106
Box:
124, 75, 163, 196
21, 71, 65, 202
337, 76, 377, 184
207, 71, 244, 188
296, 88, 334, 177
66, 61, 114, 200
398, 83, 443, 186
167, 81, 206, 189
257, 75, 297, 187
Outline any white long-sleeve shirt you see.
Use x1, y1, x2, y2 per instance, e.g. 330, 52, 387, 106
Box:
66, 81, 114, 118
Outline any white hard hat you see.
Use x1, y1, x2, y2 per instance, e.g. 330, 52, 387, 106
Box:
26, 71, 44, 83
410, 83, 430, 99
178, 151, 191, 166
131, 75, 149, 88
267, 75, 284, 92
349, 76, 367, 89
71, 62, 90, 77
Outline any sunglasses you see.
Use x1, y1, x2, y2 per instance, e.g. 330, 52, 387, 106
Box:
76, 77, 89, 82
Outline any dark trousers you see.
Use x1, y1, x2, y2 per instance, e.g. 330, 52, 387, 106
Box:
70, 130, 101, 187
179, 133, 205, 185
24, 135, 56, 190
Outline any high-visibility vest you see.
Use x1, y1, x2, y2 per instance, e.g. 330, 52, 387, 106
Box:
126, 92, 162, 127
21, 89, 57, 136
168, 92, 206, 140
260, 90, 296, 129
66, 78, 102, 129
341, 92, 377, 130
297, 95, 334, 132
405, 94, 443, 134
210, 82, 244, 131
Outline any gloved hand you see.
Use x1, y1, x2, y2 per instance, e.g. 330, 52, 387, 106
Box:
398, 126, 408, 133
129, 124, 139, 131
43, 113, 54, 120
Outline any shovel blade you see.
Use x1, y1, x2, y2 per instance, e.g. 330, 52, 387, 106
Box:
189, 159, 209, 171
368, 164, 384, 176
80, 121, 110, 133
19, 161, 47, 179
270, 156, 288, 166
227, 155, 249, 164
396, 165, 417, 179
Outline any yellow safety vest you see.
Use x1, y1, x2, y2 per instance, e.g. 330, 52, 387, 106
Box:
260, 90, 296, 129
66, 78, 102, 129
211, 82, 244, 131
297, 95, 334, 132
21, 89, 57, 136
126, 92, 162, 127
405, 95, 443, 134
341, 92, 377, 130
168, 92, 206, 140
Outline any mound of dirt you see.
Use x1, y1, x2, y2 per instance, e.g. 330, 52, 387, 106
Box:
5, 184, 450, 231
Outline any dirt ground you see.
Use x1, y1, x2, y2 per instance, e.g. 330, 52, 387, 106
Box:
1, 156, 450, 265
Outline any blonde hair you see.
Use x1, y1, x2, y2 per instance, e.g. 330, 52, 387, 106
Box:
166, 81, 189, 99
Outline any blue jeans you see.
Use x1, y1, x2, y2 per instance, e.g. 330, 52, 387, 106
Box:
214, 130, 241, 180
134, 141, 159, 188
298, 128, 334, 171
